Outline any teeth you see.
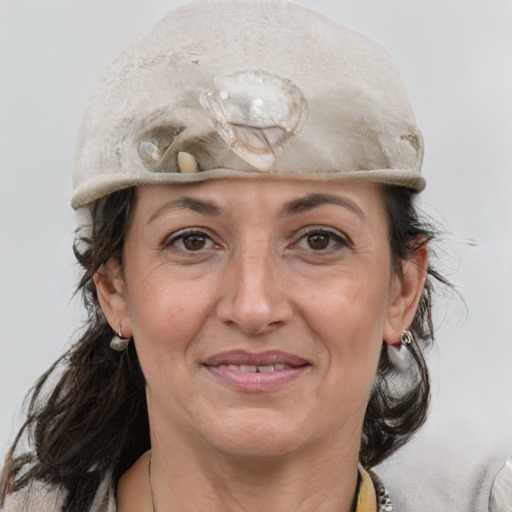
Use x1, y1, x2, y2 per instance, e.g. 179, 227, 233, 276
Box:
240, 365, 258, 373
216, 363, 289, 372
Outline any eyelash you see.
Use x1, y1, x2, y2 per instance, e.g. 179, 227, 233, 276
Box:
164, 228, 217, 252
295, 228, 349, 253
162, 227, 349, 255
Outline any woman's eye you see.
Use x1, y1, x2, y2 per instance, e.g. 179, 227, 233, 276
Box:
182, 234, 208, 251
297, 230, 347, 251
167, 231, 214, 251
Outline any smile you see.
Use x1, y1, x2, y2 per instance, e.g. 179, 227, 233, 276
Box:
203, 350, 310, 392
214, 363, 290, 372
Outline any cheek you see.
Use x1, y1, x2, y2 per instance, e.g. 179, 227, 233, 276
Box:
124, 266, 217, 357
124, 276, 213, 408
305, 267, 390, 335
298, 264, 391, 373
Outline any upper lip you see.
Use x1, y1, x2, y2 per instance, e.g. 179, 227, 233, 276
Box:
203, 350, 310, 367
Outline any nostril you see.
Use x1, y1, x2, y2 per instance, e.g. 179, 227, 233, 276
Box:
216, 291, 293, 335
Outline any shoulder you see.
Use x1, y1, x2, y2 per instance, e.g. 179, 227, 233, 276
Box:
1, 471, 116, 512
489, 457, 512, 511
1, 480, 65, 512
378, 433, 511, 511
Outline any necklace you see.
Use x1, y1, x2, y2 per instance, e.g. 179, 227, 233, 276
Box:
148, 454, 157, 512
148, 453, 363, 512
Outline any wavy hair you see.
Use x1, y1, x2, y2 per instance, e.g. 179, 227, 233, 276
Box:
0, 185, 447, 505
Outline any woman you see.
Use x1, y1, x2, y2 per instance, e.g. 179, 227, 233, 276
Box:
0, 1, 509, 511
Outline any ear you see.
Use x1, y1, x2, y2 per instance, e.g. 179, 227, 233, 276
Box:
383, 242, 429, 347
93, 258, 132, 337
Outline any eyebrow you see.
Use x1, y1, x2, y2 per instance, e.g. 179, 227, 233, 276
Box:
281, 193, 367, 221
148, 197, 221, 223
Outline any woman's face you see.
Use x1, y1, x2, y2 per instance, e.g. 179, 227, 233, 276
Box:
98, 179, 422, 459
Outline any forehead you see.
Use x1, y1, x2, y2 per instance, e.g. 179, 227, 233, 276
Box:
130, 179, 389, 231
134, 179, 385, 210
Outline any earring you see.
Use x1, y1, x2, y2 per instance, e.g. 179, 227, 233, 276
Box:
400, 329, 414, 346
110, 329, 130, 351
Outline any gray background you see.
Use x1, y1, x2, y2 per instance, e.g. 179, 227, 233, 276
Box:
1, 0, 511, 464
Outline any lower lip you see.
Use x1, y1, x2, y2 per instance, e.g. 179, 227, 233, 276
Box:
205, 365, 310, 392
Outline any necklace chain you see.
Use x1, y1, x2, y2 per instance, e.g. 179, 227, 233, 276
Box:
148, 454, 157, 512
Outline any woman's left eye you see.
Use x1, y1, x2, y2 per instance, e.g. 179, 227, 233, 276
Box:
296, 229, 347, 251
166, 230, 216, 252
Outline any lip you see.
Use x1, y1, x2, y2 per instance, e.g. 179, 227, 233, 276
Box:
204, 350, 310, 367
203, 350, 311, 392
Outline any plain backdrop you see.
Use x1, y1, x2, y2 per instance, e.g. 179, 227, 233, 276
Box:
1, 0, 511, 471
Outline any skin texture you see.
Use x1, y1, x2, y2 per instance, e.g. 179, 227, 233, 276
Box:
95, 179, 427, 512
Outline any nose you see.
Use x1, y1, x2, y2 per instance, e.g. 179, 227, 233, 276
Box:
216, 244, 293, 334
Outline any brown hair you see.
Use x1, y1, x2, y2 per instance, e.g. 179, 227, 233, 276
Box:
0, 185, 446, 505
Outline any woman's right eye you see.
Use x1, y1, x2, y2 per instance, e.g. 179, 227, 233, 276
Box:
166, 230, 215, 252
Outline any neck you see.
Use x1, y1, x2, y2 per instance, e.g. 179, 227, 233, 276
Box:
146, 430, 361, 512
118, 389, 367, 512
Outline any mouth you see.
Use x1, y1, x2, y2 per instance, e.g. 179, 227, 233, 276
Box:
214, 363, 292, 372
203, 350, 311, 392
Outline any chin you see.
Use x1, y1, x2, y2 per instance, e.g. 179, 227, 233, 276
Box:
198, 409, 314, 459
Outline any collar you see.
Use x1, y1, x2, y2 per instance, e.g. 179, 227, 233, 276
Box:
356, 465, 393, 512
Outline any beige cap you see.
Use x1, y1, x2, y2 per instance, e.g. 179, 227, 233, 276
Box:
71, 0, 425, 209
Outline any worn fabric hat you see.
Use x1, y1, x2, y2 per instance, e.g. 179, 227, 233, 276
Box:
71, 0, 425, 209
